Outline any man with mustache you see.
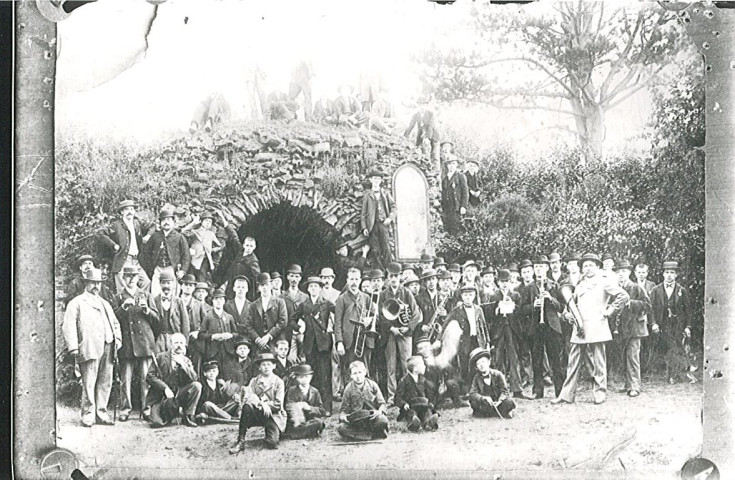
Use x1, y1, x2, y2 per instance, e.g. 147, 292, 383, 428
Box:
141, 207, 191, 298
153, 270, 191, 352
63, 268, 122, 427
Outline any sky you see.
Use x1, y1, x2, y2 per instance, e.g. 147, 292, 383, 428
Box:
54, 0, 683, 156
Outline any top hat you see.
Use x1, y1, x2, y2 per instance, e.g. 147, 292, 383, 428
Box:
386, 262, 402, 276
462, 260, 480, 270
194, 282, 209, 291
533, 255, 550, 265
291, 364, 314, 376
253, 352, 277, 365
437, 270, 452, 280
366, 166, 384, 178
159, 270, 176, 282
212, 288, 227, 299
303, 276, 324, 287
270, 272, 282, 280
662, 260, 680, 271
199, 211, 214, 221
77, 254, 95, 267
518, 259, 533, 270
613, 259, 634, 271
158, 208, 175, 220
496, 269, 512, 282
421, 269, 438, 281
232, 274, 250, 286
369, 269, 385, 280
122, 266, 140, 276
319, 267, 336, 278
459, 283, 478, 294
81, 268, 104, 282
286, 264, 303, 275
447, 263, 461, 273
181, 274, 196, 285
433, 257, 447, 268
481, 266, 496, 277
469, 348, 492, 369
602, 253, 615, 262
578, 253, 603, 268
118, 199, 137, 211
203, 361, 219, 372
256, 272, 272, 285
548, 253, 562, 263
234, 338, 252, 349
420, 253, 434, 263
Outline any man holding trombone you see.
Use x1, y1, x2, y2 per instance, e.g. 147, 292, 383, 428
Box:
553, 253, 629, 405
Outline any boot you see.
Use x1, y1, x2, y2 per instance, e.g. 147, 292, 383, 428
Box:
423, 413, 439, 431
407, 415, 421, 432
229, 435, 246, 454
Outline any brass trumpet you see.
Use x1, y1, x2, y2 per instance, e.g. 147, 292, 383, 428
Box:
382, 297, 411, 327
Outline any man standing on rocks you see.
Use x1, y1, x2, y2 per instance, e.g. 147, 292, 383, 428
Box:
361, 166, 396, 271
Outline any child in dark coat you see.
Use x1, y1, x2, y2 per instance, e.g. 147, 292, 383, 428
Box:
395, 356, 439, 431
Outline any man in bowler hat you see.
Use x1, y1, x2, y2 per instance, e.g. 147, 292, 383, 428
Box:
361, 166, 396, 270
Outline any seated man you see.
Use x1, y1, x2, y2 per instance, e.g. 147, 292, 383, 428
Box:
338, 360, 389, 441
195, 361, 240, 425
283, 364, 327, 440
229, 352, 287, 452
225, 339, 254, 388
334, 84, 368, 127
395, 356, 439, 432
190, 92, 231, 133
467, 347, 516, 419
146, 333, 202, 428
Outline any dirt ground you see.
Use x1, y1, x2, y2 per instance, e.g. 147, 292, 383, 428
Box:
55, 377, 701, 479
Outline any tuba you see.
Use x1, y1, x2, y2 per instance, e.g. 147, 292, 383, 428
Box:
352, 291, 380, 358
382, 297, 411, 327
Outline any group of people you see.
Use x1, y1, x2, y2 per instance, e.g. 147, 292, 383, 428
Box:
62, 188, 695, 450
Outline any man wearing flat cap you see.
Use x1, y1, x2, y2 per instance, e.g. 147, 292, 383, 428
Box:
97, 199, 153, 294
650, 260, 693, 383
244, 273, 289, 353
113, 266, 160, 421
141, 207, 191, 298
441, 155, 469, 235
361, 166, 396, 271
63, 268, 123, 427
65, 254, 114, 307
553, 253, 629, 405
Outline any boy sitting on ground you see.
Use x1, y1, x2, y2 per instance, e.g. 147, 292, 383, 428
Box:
283, 364, 327, 439
395, 356, 439, 431
468, 347, 516, 419
195, 361, 240, 425
338, 360, 389, 441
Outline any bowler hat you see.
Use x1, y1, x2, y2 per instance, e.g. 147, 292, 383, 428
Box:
469, 348, 492, 369
481, 266, 496, 277
270, 272, 282, 280
212, 288, 226, 299
158, 208, 175, 220
662, 260, 680, 271
234, 338, 252, 349
420, 253, 433, 263
459, 283, 478, 294
233, 275, 250, 286
465, 159, 479, 167
369, 269, 385, 280
118, 199, 136, 211
256, 272, 272, 285
159, 270, 175, 282
507, 262, 519, 273
578, 253, 603, 268
181, 274, 196, 285
77, 254, 95, 267
462, 260, 480, 270
303, 276, 324, 287
386, 262, 402, 275
287, 264, 303, 275
613, 259, 634, 271
433, 257, 447, 268
366, 166, 384, 178
549, 253, 562, 263
602, 253, 615, 262
203, 361, 219, 372
518, 259, 533, 270
404, 273, 420, 286
199, 211, 214, 221
194, 282, 209, 291
448, 263, 461, 273
320, 267, 336, 278
533, 256, 550, 265
122, 266, 140, 276
81, 268, 104, 282
253, 352, 277, 365
438, 270, 452, 280
291, 364, 314, 376
496, 269, 511, 282
421, 269, 438, 281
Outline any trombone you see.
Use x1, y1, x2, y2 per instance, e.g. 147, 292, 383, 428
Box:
352, 290, 379, 358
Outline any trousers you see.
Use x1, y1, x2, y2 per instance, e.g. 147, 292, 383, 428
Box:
331, 335, 343, 397
532, 324, 564, 398
494, 326, 523, 394
386, 334, 412, 403
238, 404, 281, 446
175, 381, 203, 416
622, 336, 642, 392
283, 418, 324, 439
469, 397, 516, 418
201, 400, 240, 420
557, 342, 607, 402
305, 347, 333, 412
119, 356, 153, 416
79, 342, 114, 426
367, 222, 392, 270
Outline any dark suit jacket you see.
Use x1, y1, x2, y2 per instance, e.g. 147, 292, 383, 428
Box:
274, 357, 293, 381
443, 304, 490, 359
637, 279, 656, 296
97, 217, 152, 273
518, 279, 563, 335
199, 309, 239, 361
285, 385, 326, 426
281, 289, 308, 344
244, 296, 288, 350
227, 357, 254, 387
113, 289, 159, 359
290, 295, 335, 354
361, 189, 396, 233
153, 295, 191, 338
146, 351, 199, 406
197, 378, 234, 410
486, 290, 523, 341
468, 369, 510, 404
395, 373, 435, 420
650, 282, 691, 337
221, 225, 261, 301
441, 171, 469, 213
466, 172, 480, 207
141, 230, 191, 278
224, 299, 251, 332
617, 282, 651, 339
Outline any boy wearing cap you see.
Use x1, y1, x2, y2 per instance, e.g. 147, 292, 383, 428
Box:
395, 356, 439, 431
196, 361, 241, 424
228, 339, 255, 388
290, 277, 335, 413
441, 156, 468, 235
219, 214, 261, 301
468, 348, 516, 419
244, 273, 288, 353
199, 289, 239, 381
614, 260, 652, 396
479, 266, 497, 300
113, 266, 160, 421
283, 364, 327, 439
182, 211, 223, 282
650, 261, 692, 384
65, 254, 115, 307
339, 360, 389, 440
361, 167, 396, 270
230, 353, 287, 452
142, 207, 191, 298
153, 270, 191, 352
97, 199, 153, 294
465, 159, 481, 208
63, 268, 123, 427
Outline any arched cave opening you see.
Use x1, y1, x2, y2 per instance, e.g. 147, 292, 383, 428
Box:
237, 202, 341, 279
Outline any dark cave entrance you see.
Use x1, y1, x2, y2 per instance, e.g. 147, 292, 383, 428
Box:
238, 202, 340, 279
